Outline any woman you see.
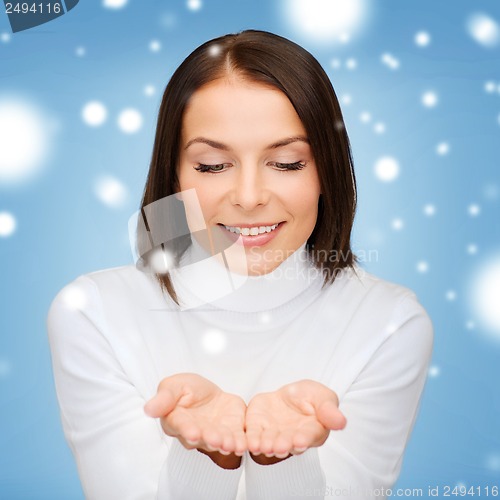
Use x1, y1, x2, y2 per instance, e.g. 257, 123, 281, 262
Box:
48, 30, 433, 500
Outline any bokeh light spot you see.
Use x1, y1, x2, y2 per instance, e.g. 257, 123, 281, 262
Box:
0, 98, 51, 184
341, 94, 352, 106
467, 243, 478, 255
423, 204, 436, 217
470, 254, 500, 338
416, 261, 429, 273
282, 0, 370, 45
94, 175, 128, 208
374, 156, 399, 182
117, 108, 143, 134
330, 58, 341, 69
149, 39, 161, 52
144, 85, 156, 97
103, 0, 128, 9
381, 53, 400, 70
82, 101, 107, 127
467, 12, 500, 48
148, 247, 175, 274
187, 0, 202, 11
360, 112, 371, 123
484, 81, 496, 93
485, 453, 500, 472
422, 91, 438, 108
201, 328, 227, 354
0, 359, 12, 378
346, 58, 357, 70
415, 31, 431, 47
436, 142, 450, 155
391, 218, 404, 231
0, 212, 17, 237
468, 203, 481, 217
60, 284, 88, 311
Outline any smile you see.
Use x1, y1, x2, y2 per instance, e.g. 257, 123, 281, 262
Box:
222, 223, 281, 236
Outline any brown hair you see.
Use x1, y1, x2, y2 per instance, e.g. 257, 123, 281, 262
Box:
139, 29, 357, 304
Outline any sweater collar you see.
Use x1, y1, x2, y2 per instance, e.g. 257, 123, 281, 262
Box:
169, 238, 319, 313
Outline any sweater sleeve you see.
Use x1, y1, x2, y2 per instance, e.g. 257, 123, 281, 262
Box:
244, 292, 433, 500
47, 275, 243, 500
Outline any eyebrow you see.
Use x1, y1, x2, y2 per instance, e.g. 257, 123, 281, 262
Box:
183, 136, 309, 151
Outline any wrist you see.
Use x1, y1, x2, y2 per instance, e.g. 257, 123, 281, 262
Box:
197, 449, 242, 469
250, 453, 292, 465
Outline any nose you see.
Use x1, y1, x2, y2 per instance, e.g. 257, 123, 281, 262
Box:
230, 164, 270, 211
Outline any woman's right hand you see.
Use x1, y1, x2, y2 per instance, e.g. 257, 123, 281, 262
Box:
144, 373, 247, 461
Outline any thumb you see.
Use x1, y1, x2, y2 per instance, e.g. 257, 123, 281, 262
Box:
144, 384, 183, 418
316, 399, 347, 431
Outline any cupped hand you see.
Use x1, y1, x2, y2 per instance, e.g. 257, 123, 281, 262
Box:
245, 379, 346, 460
144, 373, 247, 457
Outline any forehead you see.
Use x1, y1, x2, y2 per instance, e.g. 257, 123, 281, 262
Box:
181, 78, 307, 148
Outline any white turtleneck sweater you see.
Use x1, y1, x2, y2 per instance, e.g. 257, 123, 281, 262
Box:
47, 242, 433, 500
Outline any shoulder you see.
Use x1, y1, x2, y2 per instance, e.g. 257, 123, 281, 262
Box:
327, 265, 429, 314
52, 265, 161, 303
320, 265, 433, 345
47, 265, 166, 328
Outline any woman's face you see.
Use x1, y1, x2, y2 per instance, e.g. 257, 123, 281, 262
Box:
177, 77, 321, 275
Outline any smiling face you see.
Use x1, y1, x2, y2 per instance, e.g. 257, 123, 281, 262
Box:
177, 76, 321, 275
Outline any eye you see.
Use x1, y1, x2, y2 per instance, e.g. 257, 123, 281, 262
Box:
194, 163, 231, 173
269, 161, 306, 171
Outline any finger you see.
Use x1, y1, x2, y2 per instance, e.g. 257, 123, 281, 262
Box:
144, 384, 184, 418
177, 436, 201, 450
175, 419, 203, 445
317, 399, 347, 430
233, 429, 247, 456
201, 425, 224, 452
260, 428, 279, 457
291, 420, 324, 450
274, 431, 294, 458
219, 430, 236, 455
246, 426, 263, 455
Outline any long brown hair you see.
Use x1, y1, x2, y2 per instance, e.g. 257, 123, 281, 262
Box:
139, 30, 357, 304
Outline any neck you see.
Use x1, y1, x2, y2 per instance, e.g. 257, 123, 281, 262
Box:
169, 238, 321, 312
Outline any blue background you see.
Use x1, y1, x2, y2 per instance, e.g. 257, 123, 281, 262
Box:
1, 0, 499, 497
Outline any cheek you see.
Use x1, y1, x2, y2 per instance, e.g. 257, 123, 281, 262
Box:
178, 166, 221, 221
283, 172, 321, 221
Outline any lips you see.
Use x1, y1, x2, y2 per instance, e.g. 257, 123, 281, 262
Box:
217, 222, 285, 247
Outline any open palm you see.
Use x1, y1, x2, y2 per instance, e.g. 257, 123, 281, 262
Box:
144, 373, 247, 456
246, 379, 346, 458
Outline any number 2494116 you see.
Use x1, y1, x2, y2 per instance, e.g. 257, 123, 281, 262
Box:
5, 3, 62, 15
443, 485, 498, 496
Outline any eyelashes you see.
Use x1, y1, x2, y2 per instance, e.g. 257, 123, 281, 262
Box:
194, 161, 306, 174
194, 163, 230, 173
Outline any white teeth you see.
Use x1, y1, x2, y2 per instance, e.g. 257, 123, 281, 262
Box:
223, 223, 280, 236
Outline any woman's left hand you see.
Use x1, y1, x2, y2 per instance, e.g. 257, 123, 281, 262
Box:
245, 380, 346, 463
